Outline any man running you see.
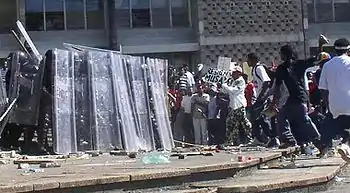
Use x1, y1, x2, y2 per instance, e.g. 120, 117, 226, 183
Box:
319, 38, 350, 161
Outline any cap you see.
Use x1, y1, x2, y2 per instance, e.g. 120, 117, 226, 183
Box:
210, 85, 218, 92
232, 66, 243, 73
319, 52, 331, 61
334, 38, 350, 50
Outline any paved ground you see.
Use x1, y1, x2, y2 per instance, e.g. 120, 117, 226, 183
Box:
317, 164, 350, 193
0, 148, 286, 193
0, 147, 346, 193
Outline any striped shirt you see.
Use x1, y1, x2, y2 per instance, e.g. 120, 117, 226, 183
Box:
178, 75, 188, 91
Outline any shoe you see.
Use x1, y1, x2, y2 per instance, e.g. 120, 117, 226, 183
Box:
267, 137, 281, 148
250, 137, 266, 147
279, 142, 298, 149
337, 144, 350, 162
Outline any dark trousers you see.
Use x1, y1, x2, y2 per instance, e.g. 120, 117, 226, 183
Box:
317, 114, 350, 148
182, 113, 194, 143
252, 115, 271, 143
270, 116, 279, 138
277, 102, 320, 145
208, 119, 226, 145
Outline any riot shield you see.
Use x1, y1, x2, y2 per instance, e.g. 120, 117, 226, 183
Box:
73, 52, 94, 151
110, 53, 140, 152
87, 51, 122, 151
52, 49, 77, 154
146, 58, 174, 151
16, 20, 42, 62
8, 51, 44, 126
125, 56, 154, 151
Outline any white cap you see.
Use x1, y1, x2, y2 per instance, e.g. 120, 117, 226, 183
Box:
232, 66, 243, 73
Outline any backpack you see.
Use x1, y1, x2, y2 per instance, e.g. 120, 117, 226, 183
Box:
254, 64, 275, 81
254, 64, 275, 88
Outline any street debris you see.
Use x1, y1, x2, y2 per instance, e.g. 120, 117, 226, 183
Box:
142, 152, 171, 164
40, 162, 61, 168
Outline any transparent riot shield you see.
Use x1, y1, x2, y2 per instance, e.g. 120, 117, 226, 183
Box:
52, 49, 77, 154
146, 58, 174, 151
87, 51, 122, 151
125, 56, 154, 151
110, 53, 139, 152
8, 51, 45, 126
16, 20, 42, 62
73, 52, 94, 151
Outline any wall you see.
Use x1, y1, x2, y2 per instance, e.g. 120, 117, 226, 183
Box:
197, 0, 306, 67
116, 28, 199, 54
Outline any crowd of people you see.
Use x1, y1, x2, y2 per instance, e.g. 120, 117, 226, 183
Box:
168, 37, 350, 162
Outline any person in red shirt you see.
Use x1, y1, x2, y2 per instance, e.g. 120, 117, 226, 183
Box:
242, 74, 256, 107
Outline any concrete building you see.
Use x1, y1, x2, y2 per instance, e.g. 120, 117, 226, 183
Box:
0, 0, 347, 68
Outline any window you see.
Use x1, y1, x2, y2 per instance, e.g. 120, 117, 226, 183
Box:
25, 0, 105, 31
112, 0, 190, 28
86, 0, 104, 29
26, 0, 44, 31
66, 0, 85, 30
334, 1, 350, 22
171, 0, 189, 27
45, 0, 64, 31
307, 1, 315, 24
151, 0, 170, 27
115, 0, 130, 27
0, 0, 17, 33
131, 0, 150, 28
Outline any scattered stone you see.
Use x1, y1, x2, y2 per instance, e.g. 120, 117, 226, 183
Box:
0, 160, 9, 164
86, 151, 101, 157
18, 163, 30, 169
40, 162, 61, 168
237, 155, 245, 162
76, 154, 90, 160
203, 152, 214, 156
110, 150, 127, 156
10, 150, 16, 158
128, 153, 137, 159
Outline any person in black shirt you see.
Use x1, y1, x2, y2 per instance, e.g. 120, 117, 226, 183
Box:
271, 45, 321, 147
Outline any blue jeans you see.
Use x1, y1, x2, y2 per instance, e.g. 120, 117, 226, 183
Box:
277, 102, 320, 145
317, 114, 350, 148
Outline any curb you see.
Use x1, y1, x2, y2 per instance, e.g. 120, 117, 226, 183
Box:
0, 150, 293, 193
216, 161, 347, 193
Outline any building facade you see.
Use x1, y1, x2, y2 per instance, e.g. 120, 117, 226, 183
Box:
0, 0, 348, 68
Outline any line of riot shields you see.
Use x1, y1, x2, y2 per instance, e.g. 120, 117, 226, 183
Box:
1, 45, 174, 154
48, 47, 174, 154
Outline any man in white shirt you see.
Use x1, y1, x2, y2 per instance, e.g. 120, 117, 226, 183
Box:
247, 53, 280, 147
180, 88, 194, 143
219, 66, 252, 145
191, 85, 210, 145
319, 38, 350, 161
183, 64, 195, 89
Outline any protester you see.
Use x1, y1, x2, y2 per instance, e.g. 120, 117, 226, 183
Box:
183, 64, 195, 90
271, 44, 320, 148
247, 53, 279, 147
318, 38, 350, 161
242, 73, 256, 107
180, 88, 194, 143
207, 85, 219, 145
191, 85, 210, 145
216, 92, 230, 146
219, 66, 252, 146
178, 67, 189, 92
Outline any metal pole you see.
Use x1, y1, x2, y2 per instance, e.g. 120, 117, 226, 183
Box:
301, 0, 307, 59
